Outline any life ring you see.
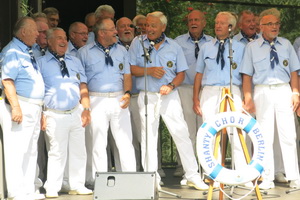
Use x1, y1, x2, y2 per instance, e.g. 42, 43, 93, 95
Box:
197, 112, 265, 185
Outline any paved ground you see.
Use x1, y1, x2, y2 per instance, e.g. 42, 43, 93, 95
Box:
47, 168, 300, 200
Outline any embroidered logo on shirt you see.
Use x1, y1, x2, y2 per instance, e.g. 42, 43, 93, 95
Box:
167, 61, 173, 68
283, 60, 288, 67
119, 63, 124, 70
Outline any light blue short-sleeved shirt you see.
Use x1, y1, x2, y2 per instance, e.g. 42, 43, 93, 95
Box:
38, 51, 87, 110
32, 43, 45, 58
233, 32, 260, 46
293, 36, 300, 52
175, 32, 213, 85
196, 38, 245, 86
77, 41, 130, 93
129, 35, 188, 92
240, 37, 300, 85
87, 32, 95, 44
66, 40, 78, 57
1, 37, 45, 99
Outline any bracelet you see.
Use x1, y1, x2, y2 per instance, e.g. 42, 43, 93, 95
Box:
83, 107, 91, 111
124, 90, 132, 97
168, 82, 175, 90
292, 92, 300, 96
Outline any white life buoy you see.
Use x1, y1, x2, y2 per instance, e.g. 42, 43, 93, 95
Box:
197, 112, 265, 185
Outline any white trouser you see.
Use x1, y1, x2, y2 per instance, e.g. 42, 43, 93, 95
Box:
2, 99, 42, 198
87, 95, 136, 183
254, 84, 300, 181
200, 85, 248, 170
43, 106, 87, 192
138, 90, 199, 182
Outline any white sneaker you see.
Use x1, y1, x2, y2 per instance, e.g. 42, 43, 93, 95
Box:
157, 168, 166, 178
180, 178, 187, 186
259, 181, 275, 190
68, 187, 93, 195
30, 193, 46, 199
46, 190, 59, 198
290, 179, 300, 189
187, 176, 209, 190
275, 173, 288, 183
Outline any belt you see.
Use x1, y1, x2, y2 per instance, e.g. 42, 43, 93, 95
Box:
89, 91, 123, 98
203, 85, 240, 90
140, 90, 160, 95
17, 95, 43, 106
255, 83, 288, 88
46, 104, 79, 114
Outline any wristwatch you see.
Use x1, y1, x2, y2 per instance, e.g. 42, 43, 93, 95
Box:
124, 90, 132, 97
83, 107, 91, 111
168, 82, 175, 90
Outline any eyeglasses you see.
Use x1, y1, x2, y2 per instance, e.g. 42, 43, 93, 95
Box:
74, 32, 88, 36
261, 22, 281, 27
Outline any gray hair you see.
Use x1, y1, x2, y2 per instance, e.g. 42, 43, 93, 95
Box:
93, 18, 111, 38
85, 12, 95, 24
13, 16, 34, 36
31, 12, 47, 21
216, 12, 237, 29
46, 27, 65, 39
68, 22, 85, 36
259, 8, 280, 23
95, 5, 115, 19
43, 7, 59, 16
147, 11, 167, 26
133, 14, 146, 26
238, 10, 255, 24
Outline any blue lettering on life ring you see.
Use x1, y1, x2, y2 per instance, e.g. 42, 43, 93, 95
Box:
197, 112, 265, 185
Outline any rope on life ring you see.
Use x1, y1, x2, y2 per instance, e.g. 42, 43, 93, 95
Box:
197, 111, 265, 185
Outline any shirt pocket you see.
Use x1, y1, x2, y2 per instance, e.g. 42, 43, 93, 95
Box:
253, 55, 269, 73
204, 55, 217, 71
86, 57, 105, 74
278, 52, 290, 69
114, 57, 125, 75
162, 53, 177, 73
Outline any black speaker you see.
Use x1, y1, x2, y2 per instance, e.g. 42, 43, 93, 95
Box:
93, 172, 158, 200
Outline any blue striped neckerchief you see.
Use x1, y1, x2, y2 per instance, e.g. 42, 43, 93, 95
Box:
15, 36, 38, 71
96, 41, 114, 66
147, 33, 165, 56
189, 32, 203, 59
49, 49, 70, 78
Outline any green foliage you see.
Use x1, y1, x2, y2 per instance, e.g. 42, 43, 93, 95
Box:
20, 0, 33, 16
137, 0, 300, 42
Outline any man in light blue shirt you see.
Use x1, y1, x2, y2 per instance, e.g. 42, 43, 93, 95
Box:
1, 16, 45, 200
67, 22, 88, 56
193, 11, 249, 187
78, 18, 136, 188
32, 20, 49, 58
129, 11, 208, 191
240, 8, 300, 190
174, 10, 213, 180
38, 27, 92, 198
233, 10, 260, 46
